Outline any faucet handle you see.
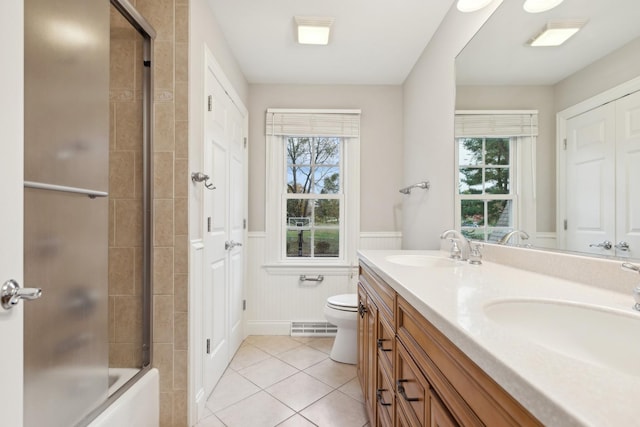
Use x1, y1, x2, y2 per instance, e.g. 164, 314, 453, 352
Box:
449, 239, 462, 260
468, 242, 483, 265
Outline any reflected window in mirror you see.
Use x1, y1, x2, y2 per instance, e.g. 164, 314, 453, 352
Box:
455, 111, 538, 244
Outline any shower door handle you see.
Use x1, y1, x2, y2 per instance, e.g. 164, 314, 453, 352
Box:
1, 279, 42, 310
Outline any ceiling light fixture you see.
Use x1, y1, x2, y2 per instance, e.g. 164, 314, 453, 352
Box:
527, 20, 587, 47
456, 0, 493, 13
523, 0, 564, 13
294, 16, 334, 45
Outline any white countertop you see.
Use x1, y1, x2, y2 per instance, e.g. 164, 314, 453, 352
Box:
358, 249, 640, 427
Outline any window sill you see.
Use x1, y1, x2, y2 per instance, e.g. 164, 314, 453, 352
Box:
262, 262, 357, 275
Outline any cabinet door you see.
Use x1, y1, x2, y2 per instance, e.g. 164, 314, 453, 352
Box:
430, 390, 458, 427
366, 296, 379, 424
376, 364, 394, 427
377, 315, 394, 373
357, 283, 367, 391
396, 340, 430, 426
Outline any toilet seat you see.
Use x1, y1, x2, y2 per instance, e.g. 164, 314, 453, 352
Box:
326, 294, 358, 312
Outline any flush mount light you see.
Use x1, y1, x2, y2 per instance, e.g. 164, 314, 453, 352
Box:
294, 16, 334, 45
523, 0, 564, 13
527, 20, 587, 47
456, 0, 493, 13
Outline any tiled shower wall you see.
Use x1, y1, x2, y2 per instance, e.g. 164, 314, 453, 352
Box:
140, 0, 189, 425
111, 0, 189, 426
108, 3, 144, 370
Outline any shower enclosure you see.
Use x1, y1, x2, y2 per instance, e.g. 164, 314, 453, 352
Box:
23, 0, 154, 425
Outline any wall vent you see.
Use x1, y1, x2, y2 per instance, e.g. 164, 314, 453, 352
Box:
290, 321, 337, 336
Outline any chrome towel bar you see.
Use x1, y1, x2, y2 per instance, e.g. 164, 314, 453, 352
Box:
299, 275, 324, 282
24, 181, 108, 198
399, 181, 430, 195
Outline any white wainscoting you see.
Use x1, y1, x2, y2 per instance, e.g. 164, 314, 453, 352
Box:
245, 231, 402, 336
533, 232, 557, 249
188, 239, 206, 425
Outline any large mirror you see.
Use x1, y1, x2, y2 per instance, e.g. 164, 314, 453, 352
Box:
455, 0, 640, 260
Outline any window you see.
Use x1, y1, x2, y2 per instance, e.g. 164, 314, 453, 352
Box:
455, 111, 538, 243
457, 136, 515, 241
285, 136, 342, 258
266, 109, 360, 265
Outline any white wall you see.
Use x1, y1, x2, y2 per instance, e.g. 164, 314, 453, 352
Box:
248, 84, 404, 233
189, 0, 249, 241
402, 1, 503, 249
554, 37, 640, 112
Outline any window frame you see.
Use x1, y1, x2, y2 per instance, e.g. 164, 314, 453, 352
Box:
455, 136, 518, 241
265, 109, 360, 268
283, 136, 344, 260
454, 109, 539, 244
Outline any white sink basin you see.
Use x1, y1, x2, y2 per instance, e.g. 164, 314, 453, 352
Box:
385, 254, 460, 268
484, 299, 640, 377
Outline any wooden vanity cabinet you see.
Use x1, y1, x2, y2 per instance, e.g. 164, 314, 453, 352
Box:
358, 262, 542, 427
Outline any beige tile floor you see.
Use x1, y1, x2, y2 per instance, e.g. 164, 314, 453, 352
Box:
196, 336, 370, 427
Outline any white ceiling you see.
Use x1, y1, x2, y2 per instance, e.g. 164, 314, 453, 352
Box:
456, 0, 640, 86
206, 0, 456, 85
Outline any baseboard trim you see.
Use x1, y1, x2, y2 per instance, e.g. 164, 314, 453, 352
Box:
245, 321, 292, 336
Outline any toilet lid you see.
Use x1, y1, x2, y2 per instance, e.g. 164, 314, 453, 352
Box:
327, 294, 358, 311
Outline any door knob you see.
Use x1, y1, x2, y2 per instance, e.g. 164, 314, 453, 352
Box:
589, 240, 612, 250
615, 241, 630, 252
1, 279, 42, 310
225, 240, 243, 250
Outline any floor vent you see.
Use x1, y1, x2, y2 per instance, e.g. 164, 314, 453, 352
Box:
290, 321, 337, 336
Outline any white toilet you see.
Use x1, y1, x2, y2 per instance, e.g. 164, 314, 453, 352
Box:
323, 293, 358, 364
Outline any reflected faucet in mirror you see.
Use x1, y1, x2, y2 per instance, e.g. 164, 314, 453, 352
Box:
498, 230, 530, 246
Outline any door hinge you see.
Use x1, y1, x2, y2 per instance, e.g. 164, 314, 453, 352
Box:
143, 60, 151, 68
564, 219, 568, 230
563, 138, 567, 150
243, 218, 247, 229
243, 137, 247, 149
243, 300, 246, 311
207, 216, 211, 232
207, 95, 212, 112
206, 338, 211, 354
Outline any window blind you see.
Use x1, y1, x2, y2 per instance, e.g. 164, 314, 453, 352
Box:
455, 113, 538, 137
266, 109, 361, 137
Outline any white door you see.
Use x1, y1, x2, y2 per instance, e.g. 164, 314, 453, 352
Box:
202, 53, 247, 398
227, 102, 246, 354
0, 2, 24, 426
615, 90, 640, 258
565, 102, 616, 254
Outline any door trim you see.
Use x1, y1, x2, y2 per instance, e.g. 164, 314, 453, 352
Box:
556, 76, 640, 247
189, 45, 248, 425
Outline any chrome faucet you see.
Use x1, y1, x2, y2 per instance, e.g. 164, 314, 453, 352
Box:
498, 230, 530, 245
621, 262, 640, 311
440, 229, 469, 261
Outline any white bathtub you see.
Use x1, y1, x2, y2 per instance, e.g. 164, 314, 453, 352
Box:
89, 368, 159, 427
